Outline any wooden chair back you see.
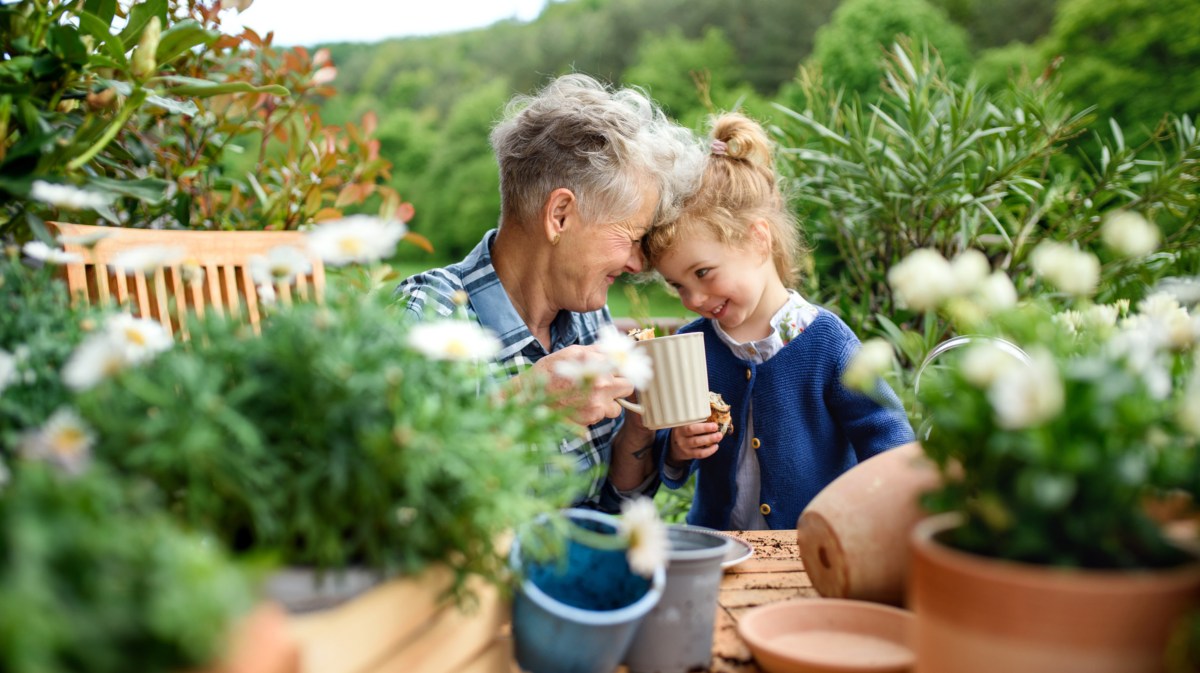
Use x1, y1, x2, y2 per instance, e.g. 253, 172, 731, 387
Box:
48, 222, 325, 337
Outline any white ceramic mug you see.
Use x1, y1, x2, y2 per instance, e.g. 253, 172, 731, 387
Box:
616, 332, 710, 430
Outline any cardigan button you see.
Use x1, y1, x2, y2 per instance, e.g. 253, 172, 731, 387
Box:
745, 368, 752, 380
751, 437, 761, 450
759, 503, 771, 516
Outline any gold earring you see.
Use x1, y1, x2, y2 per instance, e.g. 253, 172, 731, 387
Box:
551, 233, 561, 246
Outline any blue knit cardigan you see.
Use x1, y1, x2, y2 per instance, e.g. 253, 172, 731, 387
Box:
657, 310, 915, 530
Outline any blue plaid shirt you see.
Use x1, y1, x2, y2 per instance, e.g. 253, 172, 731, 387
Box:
395, 229, 637, 511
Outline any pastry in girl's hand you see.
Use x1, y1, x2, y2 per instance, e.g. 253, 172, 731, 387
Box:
708, 392, 733, 436
627, 327, 656, 341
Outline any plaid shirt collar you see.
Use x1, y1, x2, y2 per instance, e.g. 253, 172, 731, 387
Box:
461, 229, 585, 361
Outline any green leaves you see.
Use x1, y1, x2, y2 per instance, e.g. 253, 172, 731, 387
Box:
155, 19, 218, 67
116, 0, 167, 48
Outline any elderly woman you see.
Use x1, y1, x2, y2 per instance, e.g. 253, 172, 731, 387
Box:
397, 74, 704, 512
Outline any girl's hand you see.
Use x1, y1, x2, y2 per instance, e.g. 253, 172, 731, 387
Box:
667, 422, 724, 466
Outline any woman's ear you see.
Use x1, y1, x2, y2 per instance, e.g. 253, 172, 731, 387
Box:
542, 188, 577, 246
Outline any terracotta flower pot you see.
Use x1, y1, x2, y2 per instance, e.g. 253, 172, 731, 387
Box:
198, 602, 299, 673
796, 442, 939, 605
910, 514, 1200, 673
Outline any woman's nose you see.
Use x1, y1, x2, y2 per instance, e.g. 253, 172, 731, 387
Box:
624, 247, 646, 274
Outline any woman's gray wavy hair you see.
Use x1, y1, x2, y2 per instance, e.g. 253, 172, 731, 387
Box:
491, 74, 705, 230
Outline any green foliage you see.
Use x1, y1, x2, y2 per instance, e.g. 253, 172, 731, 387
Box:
971, 41, 1042, 91
915, 299, 1200, 569
0, 463, 253, 673
73, 277, 585, 588
0, 1, 405, 241
805, 0, 972, 101
1042, 0, 1200, 142
0, 251, 102, 449
773, 44, 1200, 349
929, 0, 1057, 49
622, 27, 740, 121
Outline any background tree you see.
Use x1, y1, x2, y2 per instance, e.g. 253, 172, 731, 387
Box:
1040, 0, 1200, 141
804, 0, 972, 101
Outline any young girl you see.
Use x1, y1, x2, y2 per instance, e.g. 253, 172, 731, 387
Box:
642, 113, 916, 531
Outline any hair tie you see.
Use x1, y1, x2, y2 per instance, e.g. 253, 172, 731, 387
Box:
710, 139, 728, 156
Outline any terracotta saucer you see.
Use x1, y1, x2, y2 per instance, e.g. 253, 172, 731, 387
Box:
737, 598, 915, 673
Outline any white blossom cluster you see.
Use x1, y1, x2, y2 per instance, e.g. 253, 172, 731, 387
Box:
887, 248, 1017, 315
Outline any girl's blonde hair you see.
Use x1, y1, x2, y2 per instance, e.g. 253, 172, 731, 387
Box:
643, 112, 804, 287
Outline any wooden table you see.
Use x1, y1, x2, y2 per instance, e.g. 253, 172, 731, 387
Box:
290, 529, 814, 673
710, 530, 817, 673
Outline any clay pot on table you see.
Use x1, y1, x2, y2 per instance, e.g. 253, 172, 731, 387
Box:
796, 442, 940, 605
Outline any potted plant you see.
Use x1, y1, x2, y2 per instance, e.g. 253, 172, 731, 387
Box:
509, 500, 668, 673
0, 453, 293, 673
889, 245, 1200, 673
29, 219, 589, 671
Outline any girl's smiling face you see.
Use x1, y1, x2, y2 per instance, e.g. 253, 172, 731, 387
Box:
655, 225, 785, 341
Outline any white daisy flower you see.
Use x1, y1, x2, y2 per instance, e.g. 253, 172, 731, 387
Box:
22, 241, 82, 265
249, 245, 312, 285
887, 249, 956, 312
179, 257, 205, 285
988, 349, 1064, 429
843, 338, 894, 394
595, 326, 654, 389
307, 215, 407, 266
407, 320, 501, 361
554, 356, 613, 383
0, 348, 16, 395
61, 334, 128, 391
1030, 242, 1100, 297
104, 313, 172, 364
109, 244, 187, 275
19, 407, 95, 476
257, 282, 277, 306
30, 180, 113, 210
1101, 210, 1159, 258
619, 497, 668, 578
61, 313, 172, 391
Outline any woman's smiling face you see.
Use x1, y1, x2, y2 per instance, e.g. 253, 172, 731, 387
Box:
554, 182, 659, 313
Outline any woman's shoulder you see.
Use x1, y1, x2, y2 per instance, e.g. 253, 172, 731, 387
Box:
394, 266, 466, 318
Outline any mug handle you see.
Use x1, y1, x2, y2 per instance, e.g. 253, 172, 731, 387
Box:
616, 398, 645, 415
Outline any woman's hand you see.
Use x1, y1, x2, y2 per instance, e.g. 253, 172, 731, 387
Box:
530, 345, 635, 426
667, 422, 724, 466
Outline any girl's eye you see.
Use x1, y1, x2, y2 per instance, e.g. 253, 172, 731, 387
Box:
695, 268, 710, 279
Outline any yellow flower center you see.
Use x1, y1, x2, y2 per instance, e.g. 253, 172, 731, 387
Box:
338, 237, 365, 256
124, 327, 147, 347
50, 428, 85, 456
445, 339, 469, 359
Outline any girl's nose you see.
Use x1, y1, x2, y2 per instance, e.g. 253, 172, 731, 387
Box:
681, 287, 706, 312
